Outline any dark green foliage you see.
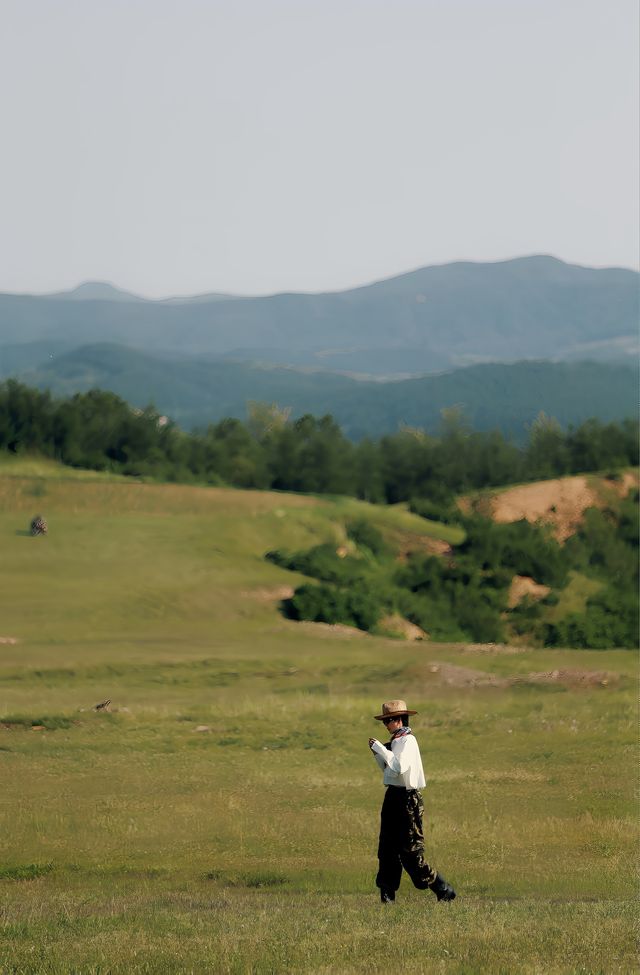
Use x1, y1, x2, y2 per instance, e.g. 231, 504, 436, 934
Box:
345, 519, 389, 557
394, 552, 508, 643
284, 581, 385, 631
545, 587, 639, 649
409, 498, 459, 525
540, 591, 559, 607
509, 596, 544, 638
267, 545, 369, 586
553, 494, 639, 648
266, 414, 355, 494
458, 516, 569, 588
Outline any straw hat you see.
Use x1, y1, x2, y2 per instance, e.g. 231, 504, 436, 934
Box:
374, 699, 417, 721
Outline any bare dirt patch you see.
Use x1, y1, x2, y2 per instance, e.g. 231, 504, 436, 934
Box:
379, 614, 427, 641
241, 586, 295, 602
517, 669, 618, 688
407, 660, 619, 690
461, 643, 528, 656
394, 535, 452, 562
282, 621, 368, 639
412, 661, 509, 688
508, 575, 551, 608
488, 476, 601, 542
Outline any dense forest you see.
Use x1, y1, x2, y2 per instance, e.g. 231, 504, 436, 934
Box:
0, 381, 637, 502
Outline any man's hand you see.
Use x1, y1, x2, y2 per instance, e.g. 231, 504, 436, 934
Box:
369, 737, 377, 749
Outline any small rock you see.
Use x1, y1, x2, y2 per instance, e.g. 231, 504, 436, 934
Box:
195, 725, 211, 733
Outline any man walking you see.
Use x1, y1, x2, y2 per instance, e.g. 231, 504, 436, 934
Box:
369, 699, 456, 904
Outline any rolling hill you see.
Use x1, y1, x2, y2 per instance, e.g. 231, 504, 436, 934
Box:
1, 255, 637, 377
10, 342, 638, 438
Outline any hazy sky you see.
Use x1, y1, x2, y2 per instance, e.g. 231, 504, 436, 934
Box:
1, 0, 637, 297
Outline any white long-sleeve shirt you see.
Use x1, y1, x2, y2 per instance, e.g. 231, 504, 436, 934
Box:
370, 733, 426, 790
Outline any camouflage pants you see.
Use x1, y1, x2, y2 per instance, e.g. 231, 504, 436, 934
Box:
376, 787, 437, 893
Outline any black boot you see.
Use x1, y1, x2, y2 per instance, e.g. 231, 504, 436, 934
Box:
380, 887, 396, 904
429, 874, 456, 902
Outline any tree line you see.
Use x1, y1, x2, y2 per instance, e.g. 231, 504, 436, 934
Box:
0, 381, 637, 500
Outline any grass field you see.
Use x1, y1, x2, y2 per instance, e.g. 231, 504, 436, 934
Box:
0, 461, 637, 974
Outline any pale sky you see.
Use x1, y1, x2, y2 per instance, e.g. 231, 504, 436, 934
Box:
1, 0, 638, 297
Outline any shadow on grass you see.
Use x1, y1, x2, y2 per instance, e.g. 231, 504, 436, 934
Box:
0, 714, 77, 730
0, 862, 54, 881
206, 869, 289, 889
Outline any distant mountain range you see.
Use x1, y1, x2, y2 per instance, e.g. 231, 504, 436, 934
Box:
0, 255, 637, 438
5, 343, 636, 440
1, 255, 637, 377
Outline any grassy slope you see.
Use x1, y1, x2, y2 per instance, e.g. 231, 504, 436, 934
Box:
0, 461, 636, 974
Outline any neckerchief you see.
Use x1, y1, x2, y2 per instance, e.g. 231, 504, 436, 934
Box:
384, 726, 412, 750
392, 725, 412, 740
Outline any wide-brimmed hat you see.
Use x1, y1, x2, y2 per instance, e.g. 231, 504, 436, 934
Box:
374, 699, 417, 721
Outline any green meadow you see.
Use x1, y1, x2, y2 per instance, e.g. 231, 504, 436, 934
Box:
0, 460, 637, 974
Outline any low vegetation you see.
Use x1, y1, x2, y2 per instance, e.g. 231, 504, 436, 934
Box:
269, 489, 638, 648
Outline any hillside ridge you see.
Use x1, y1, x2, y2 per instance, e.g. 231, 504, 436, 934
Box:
5, 345, 636, 439
1, 255, 637, 377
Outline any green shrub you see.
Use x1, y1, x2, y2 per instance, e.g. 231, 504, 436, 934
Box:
458, 515, 569, 587
284, 580, 388, 632
409, 498, 459, 525
345, 519, 390, 557
546, 587, 639, 649
267, 544, 369, 586
393, 556, 506, 643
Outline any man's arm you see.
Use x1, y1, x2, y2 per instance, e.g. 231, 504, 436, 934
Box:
370, 736, 414, 775
369, 738, 387, 770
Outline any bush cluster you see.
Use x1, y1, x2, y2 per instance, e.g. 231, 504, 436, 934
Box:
267, 516, 542, 643
268, 499, 638, 649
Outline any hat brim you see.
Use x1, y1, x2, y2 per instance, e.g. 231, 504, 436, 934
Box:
374, 709, 417, 720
